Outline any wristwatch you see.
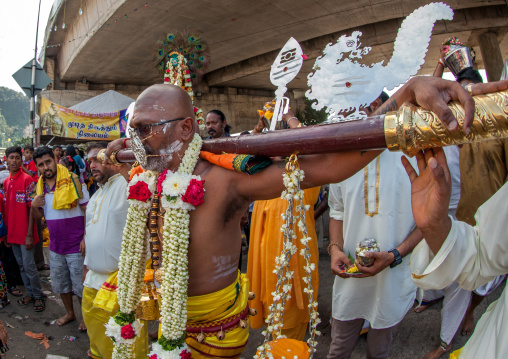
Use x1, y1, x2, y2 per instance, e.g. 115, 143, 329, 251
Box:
388, 248, 402, 268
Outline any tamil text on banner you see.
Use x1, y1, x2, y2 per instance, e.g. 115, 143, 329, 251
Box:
40, 98, 127, 140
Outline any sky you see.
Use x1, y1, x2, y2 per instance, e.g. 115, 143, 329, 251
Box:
0, 0, 54, 93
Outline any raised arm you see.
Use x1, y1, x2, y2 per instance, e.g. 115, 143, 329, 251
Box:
432, 44, 448, 78
407, 148, 508, 291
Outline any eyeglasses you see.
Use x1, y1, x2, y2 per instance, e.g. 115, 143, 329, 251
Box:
133, 117, 186, 138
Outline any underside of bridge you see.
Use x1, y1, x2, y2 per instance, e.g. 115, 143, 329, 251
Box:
41, 0, 508, 131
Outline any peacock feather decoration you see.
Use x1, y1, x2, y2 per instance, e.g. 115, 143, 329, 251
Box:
154, 31, 210, 102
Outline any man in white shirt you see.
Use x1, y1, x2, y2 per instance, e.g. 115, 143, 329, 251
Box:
81, 142, 147, 359
404, 146, 508, 359
327, 94, 423, 359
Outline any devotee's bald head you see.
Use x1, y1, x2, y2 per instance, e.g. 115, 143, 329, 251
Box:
130, 84, 198, 172
135, 84, 194, 121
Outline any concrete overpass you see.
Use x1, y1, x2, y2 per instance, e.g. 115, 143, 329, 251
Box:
41, 0, 508, 131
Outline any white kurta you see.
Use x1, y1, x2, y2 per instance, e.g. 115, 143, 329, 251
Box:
411, 181, 508, 358
328, 150, 417, 329
84, 174, 129, 290
443, 146, 461, 210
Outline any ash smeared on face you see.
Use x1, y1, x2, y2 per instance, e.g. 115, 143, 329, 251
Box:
145, 140, 183, 172
150, 104, 166, 112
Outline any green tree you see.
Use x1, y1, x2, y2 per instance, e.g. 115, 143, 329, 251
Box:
0, 109, 17, 148
295, 99, 328, 126
0, 87, 30, 144
12, 137, 31, 147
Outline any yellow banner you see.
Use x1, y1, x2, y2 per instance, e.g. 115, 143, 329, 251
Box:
40, 98, 126, 140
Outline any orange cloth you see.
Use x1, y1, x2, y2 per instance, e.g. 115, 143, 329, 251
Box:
200, 151, 237, 171
256, 338, 309, 359
247, 187, 320, 333
130, 152, 271, 181
25, 331, 50, 349
129, 165, 145, 181
200, 151, 272, 174
130, 154, 239, 179
280, 323, 308, 342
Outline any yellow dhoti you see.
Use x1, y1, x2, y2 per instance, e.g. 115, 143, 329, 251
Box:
82, 272, 148, 359
184, 271, 250, 358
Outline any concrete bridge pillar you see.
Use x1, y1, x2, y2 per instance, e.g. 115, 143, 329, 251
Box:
478, 32, 504, 82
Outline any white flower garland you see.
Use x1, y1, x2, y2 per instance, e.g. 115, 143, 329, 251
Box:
256, 157, 321, 359
109, 172, 155, 358
110, 134, 203, 359
150, 342, 191, 359
117, 171, 157, 314
149, 133, 203, 357
157, 133, 201, 338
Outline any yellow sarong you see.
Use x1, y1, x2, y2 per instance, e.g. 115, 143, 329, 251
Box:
184, 271, 250, 358
82, 271, 148, 359
36, 164, 82, 209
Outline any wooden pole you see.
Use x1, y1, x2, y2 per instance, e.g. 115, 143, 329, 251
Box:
115, 115, 386, 164
202, 116, 387, 156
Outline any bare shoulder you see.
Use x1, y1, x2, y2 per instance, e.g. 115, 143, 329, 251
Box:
194, 159, 244, 187
192, 159, 250, 225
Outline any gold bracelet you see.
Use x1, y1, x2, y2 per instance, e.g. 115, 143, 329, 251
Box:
327, 242, 343, 255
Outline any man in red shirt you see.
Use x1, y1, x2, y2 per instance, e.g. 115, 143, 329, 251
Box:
4, 146, 44, 311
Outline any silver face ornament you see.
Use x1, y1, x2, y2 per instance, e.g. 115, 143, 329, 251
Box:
128, 127, 148, 167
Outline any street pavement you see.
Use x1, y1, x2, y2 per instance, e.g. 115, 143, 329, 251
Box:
0, 253, 503, 358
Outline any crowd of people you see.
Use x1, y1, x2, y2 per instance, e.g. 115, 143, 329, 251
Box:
0, 44, 507, 359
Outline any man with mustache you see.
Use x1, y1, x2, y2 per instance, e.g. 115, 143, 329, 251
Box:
205, 109, 231, 139
31, 146, 88, 330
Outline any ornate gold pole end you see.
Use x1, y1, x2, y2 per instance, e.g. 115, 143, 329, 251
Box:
97, 149, 107, 164
385, 90, 508, 156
